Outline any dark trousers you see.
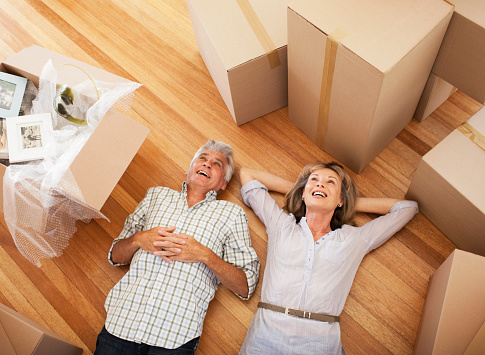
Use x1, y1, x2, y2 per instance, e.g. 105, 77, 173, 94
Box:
94, 326, 200, 355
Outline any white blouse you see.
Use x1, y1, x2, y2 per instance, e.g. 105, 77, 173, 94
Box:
240, 180, 418, 354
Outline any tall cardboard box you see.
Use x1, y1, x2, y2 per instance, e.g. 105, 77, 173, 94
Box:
414, 73, 456, 122
432, 0, 485, 104
186, 0, 291, 125
406, 106, 485, 257
0, 303, 83, 355
0, 45, 150, 212
287, 0, 453, 173
413, 250, 485, 354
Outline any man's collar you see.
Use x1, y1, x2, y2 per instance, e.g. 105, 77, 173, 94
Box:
181, 182, 217, 202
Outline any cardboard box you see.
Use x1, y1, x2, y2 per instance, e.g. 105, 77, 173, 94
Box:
186, 0, 291, 125
287, 0, 453, 173
464, 321, 485, 355
414, 73, 457, 122
406, 106, 485, 256
432, 0, 485, 104
0, 45, 150, 212
413, 250, 485, 354
0, 302, 83, 355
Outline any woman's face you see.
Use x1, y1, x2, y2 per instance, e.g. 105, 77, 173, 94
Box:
302, 168, 343, 212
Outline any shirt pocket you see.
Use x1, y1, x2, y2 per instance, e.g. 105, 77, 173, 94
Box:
324, 240, 348, 264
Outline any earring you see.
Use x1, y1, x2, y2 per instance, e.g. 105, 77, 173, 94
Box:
337, 204, 341, 207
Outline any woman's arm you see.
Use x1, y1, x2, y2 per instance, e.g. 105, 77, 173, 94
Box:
355, 197, 405, 215
240, 167, 293, 194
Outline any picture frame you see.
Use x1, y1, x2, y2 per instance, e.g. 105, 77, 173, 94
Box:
6, 113, 54, 163
0, 72, 28, 118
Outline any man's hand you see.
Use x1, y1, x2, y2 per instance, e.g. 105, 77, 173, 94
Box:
111, 226, 177, 264
134, 227, 178, 253
153, 232, 209, 264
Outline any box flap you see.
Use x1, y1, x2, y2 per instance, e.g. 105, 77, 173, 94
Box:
464, 320, 485, 354
288, 0, 453, 73
0, 320, 16, 355
0, 303, 82, 355
2, 45, 130, 88
422, 107, 485, 213
63, 110, 150, 211
0, 304, 45, 354
187, 0, 291, 70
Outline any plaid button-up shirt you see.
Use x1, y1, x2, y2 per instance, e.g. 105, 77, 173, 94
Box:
104, 183, 260, 349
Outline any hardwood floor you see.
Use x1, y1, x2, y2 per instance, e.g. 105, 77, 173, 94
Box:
0, 1, 482, 354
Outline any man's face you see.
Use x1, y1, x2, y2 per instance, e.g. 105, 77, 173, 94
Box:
186, 150, 228, 193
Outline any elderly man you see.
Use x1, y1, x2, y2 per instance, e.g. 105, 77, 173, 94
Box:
95, 139, 260, 355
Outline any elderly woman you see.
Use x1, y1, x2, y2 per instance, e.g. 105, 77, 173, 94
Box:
239, 162, 418, 354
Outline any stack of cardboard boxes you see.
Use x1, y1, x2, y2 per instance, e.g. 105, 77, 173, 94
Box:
187, 0, 485, 352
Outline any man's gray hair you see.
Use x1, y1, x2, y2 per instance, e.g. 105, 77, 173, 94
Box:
190, 139, 235, 182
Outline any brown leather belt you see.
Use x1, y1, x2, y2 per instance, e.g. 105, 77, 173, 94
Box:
258, 302, 340, 323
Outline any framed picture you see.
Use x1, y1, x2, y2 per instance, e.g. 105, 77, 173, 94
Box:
6, 113, 54, 163
0, 72, 28, 119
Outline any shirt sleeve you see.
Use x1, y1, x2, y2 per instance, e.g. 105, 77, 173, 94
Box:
358, 200, 419, 253
240, 179, 290, 238
108, 188, 150, 266
222, 207, 260, 300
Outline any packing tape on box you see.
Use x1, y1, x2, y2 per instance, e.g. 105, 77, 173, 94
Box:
317, 29, 347, 148
457, 122, 485, 151
236, 0, 281, 69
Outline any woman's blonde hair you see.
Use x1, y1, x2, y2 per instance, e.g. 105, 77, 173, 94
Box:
285, 161, 359, 229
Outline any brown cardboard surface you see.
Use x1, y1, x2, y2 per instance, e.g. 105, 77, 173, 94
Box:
0, 303, 83, 355
287, 0, 453, 173
66, 109, 150, 210
0, 320, 16, 355
186, 0, 291, 125
414, 73, 456, 122
0, 46, 150, 212
413, 250, 485, 354
432, 0, 485, 103
464, 321, 485, 355
406, 107, 485, 256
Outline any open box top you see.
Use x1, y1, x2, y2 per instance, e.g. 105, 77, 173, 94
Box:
0, 45, 150, 212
